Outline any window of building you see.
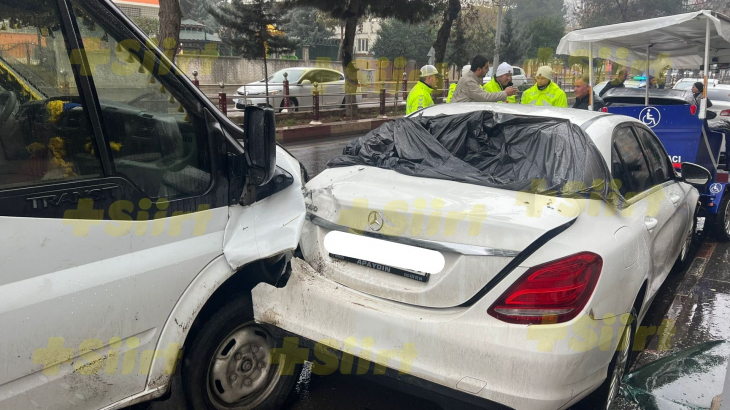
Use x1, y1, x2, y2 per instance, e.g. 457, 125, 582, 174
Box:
118, 5, 141, 18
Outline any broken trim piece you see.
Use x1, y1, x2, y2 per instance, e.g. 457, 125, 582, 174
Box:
307, 213, 521, 257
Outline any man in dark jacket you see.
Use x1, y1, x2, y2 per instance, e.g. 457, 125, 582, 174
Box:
599, 70, 627, 97
572, 75, 605, 110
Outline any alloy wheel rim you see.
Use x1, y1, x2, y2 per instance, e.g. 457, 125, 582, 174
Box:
606, 324, 631, 410
724, 201, 730, 236
206, 324, 281, 410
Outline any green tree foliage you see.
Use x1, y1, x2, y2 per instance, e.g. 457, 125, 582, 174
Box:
281, 7, 334, 42
521, 16, 565, 60
446, 16, 470, 67
209, 0, 298, 94
132, 16, 159, 38
372, 19, 435, 62
284, 0, 437, 116
573, 0, 685, 27
498, 9, 521, 65
508, 0, 565, 27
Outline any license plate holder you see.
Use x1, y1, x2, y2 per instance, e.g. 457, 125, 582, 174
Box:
329, 253, 430, 283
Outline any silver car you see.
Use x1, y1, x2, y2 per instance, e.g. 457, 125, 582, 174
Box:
234, 67, 362, 111
708, 84, 730, 117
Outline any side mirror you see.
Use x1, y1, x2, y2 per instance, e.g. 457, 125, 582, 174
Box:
244, 106, 276, 186
681, 162, 711, 192
300, 79, 311, 85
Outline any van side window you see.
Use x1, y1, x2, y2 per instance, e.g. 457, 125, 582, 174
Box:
612, 126, 652, 196
0, 0, 102, 190
72, 1, 212, 199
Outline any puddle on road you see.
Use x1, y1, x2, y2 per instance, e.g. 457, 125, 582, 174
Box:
621, 338, 728, 409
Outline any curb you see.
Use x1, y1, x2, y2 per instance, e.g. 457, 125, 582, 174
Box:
275, 117, 401, 144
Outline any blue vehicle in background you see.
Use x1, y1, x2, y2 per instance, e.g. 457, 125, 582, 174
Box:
602, 88, 730, 241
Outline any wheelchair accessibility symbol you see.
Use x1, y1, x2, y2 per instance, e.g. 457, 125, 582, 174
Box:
640, 107, 661, 128
710, 183, 723, 195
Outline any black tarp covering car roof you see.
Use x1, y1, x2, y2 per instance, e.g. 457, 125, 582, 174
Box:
328, 111, 611, 197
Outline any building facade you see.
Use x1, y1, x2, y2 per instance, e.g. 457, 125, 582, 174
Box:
111, 0, 160, 19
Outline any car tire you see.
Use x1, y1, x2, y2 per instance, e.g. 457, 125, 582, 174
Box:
279, 98, 298, 113
182, 292, 302, 410
577, 307, 637, 410
712, 194, 730, 242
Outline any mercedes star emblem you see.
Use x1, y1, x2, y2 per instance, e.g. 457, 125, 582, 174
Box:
368, 211, 384, 231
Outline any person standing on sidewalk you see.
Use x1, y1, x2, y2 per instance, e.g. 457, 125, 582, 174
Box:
572, 74, 605, 110
599, 70, 627, 97
446, 65, 471, 103
521, 66, 568, 107
483, 62, 517, 103
451, 55, 517, 103
406, 65, 440, 114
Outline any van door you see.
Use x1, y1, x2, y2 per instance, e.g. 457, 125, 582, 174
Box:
0, 0, 230, 408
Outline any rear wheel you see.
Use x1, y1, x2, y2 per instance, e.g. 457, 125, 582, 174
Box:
675, 205, 699, 269
182, 293, 302, 410
713, 194, 730, 242
578, 308, 637, 410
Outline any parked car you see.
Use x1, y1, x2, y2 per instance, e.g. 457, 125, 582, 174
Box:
235, 67, 363, 111
0, 0, 306, 409
708, 83, 730, 117
252, 103, 708, 410
483, 66, 528, 87
673, 77, 720, 90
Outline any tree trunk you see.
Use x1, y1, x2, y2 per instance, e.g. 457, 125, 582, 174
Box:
341, 0, 360, 119
158, 0, 182, 62
433, 0, 461, 64
432, 0, 461, 93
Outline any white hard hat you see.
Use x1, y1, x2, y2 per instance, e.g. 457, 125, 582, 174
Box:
420, 65, 440, 77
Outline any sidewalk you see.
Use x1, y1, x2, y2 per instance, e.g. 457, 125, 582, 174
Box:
615, 239, 730, 409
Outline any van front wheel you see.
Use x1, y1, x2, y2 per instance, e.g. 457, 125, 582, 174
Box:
182, 293, 302, 410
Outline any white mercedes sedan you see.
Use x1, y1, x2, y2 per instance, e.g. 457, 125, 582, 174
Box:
252, 103, 709, 410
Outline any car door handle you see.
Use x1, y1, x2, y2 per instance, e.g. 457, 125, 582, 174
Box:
670, 194, 681, 206
644, 217, 658, 231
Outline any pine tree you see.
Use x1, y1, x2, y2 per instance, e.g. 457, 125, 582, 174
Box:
499, 10, 521, 66
209, 0, 298, 99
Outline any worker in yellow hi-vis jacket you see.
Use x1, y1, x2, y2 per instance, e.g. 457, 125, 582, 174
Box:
407, 65, 441, 114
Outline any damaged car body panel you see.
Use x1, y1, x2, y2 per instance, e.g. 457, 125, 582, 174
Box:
252, 104, 701, 410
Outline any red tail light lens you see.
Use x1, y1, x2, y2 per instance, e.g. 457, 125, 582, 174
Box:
721, 109, 730, 116
601, 107, 608, 112
690, 105, 698, 115
488, 252, 602, 325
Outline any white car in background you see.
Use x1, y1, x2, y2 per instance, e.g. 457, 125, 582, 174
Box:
483, 66, 528, 87
235, 67, 362, 111
673, 77, 720, 90
252, 103, 708, 410
708, 84, 730, 117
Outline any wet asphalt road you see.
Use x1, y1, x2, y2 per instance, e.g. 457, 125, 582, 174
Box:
130, 135, 724, 410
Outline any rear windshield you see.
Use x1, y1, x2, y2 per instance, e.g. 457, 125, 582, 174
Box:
605, 97, 689, 106
328, 112, 611, 198
708, 89, 730, 102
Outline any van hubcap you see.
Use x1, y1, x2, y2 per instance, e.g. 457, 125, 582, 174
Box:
207, 324, 279, 409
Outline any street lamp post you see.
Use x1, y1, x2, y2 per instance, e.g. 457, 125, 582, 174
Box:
493, 1, 504, 71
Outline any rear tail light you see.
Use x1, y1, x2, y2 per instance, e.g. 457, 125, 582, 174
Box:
690, 105, 698, 115
601, 107, 608, 112
721, 109, 730, 116
488, 252, 602, 325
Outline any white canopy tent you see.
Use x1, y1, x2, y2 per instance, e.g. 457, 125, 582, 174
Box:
556, 10, 730, 114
